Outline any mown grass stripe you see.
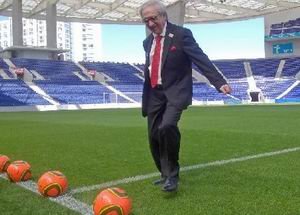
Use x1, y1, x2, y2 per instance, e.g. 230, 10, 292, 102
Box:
71, 146, 300, 194
1, 147, 299, 215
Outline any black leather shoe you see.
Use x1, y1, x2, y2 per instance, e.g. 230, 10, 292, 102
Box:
161, 177, 178, 192
153, 177, 166, 186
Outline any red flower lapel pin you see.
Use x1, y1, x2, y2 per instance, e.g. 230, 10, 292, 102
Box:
170, 45, 177, 51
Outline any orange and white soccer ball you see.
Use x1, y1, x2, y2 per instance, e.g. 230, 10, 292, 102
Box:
37, 170, 68, 197
6, 160, 32, 182
0, 155, 10, 172
93, 187, 132, 215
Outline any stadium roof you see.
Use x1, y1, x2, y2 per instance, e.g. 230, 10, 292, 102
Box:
0, 0, 300, 24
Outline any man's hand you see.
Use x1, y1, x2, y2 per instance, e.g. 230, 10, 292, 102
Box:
220, 84, 232, 94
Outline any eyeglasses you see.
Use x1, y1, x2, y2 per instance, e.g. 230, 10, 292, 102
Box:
142, 14, 161, 24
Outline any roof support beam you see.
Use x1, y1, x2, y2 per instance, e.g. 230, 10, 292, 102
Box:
0, 0, 12, 13
12, 0, 23, 46
27, 0, 59, 18
94, 0, 128, 16
46, 2, 57, 49
110, 0, 128, 10
167, 1, 185, 26
255, 0, 300, 8
1, 0, 300, 24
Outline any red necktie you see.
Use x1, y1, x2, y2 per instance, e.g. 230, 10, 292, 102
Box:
151, 35, 162, 88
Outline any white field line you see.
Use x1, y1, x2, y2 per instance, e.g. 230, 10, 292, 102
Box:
0, 174, 93, 215
70, 172, 160, 194
71, 146, 300, 194
1, 146, 300, 215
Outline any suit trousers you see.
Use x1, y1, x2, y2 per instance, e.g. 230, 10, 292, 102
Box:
147, 87, 182, 179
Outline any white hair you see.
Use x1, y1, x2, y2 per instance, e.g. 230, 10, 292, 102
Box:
139, 0, 168, 19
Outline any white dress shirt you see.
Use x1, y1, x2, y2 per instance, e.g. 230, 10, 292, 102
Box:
148, 23, 167, 85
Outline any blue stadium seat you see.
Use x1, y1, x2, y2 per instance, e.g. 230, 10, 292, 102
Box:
0, 79, 50, 106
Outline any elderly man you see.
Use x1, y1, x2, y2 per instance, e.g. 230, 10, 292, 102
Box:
140, 0, 232, 192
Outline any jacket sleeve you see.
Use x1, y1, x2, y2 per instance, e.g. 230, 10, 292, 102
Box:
182, 28, 227, 92
142, 39, 150, 117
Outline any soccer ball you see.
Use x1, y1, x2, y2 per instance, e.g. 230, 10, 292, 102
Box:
93, 187, 132, 215
6, 160, 32, 182
0, 155, 10, 172
37, 170, 68, 197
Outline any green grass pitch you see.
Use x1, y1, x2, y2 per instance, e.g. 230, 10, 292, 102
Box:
0, 105, 300, 215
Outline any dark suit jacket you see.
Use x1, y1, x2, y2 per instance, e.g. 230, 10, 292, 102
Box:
142, 22, 227, 117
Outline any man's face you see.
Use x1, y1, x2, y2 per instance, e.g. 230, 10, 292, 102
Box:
141, 5, 166, 35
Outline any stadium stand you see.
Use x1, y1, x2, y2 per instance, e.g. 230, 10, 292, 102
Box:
0, 58, 9, 70
0, 56, 300, 108
269, 17, 300, 38
213, 60, 246, 79
282, 84, 300, 99
193, 83, 229, 101
80, 61, 143, 83
34, 80, 113, 104
0, 59, 15, 79
11, 58, 82, 81
256, 79, 295, 99
250, 58, 281, 78
281, 57, 300, 77
0, 79, 50, 106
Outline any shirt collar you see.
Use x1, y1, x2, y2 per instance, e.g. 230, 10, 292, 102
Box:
152, 22, 167, 38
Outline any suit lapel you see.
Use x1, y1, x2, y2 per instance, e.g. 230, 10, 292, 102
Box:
144, 35, 154, 81
161, 23, 174, 70
145, 35, 154, 68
